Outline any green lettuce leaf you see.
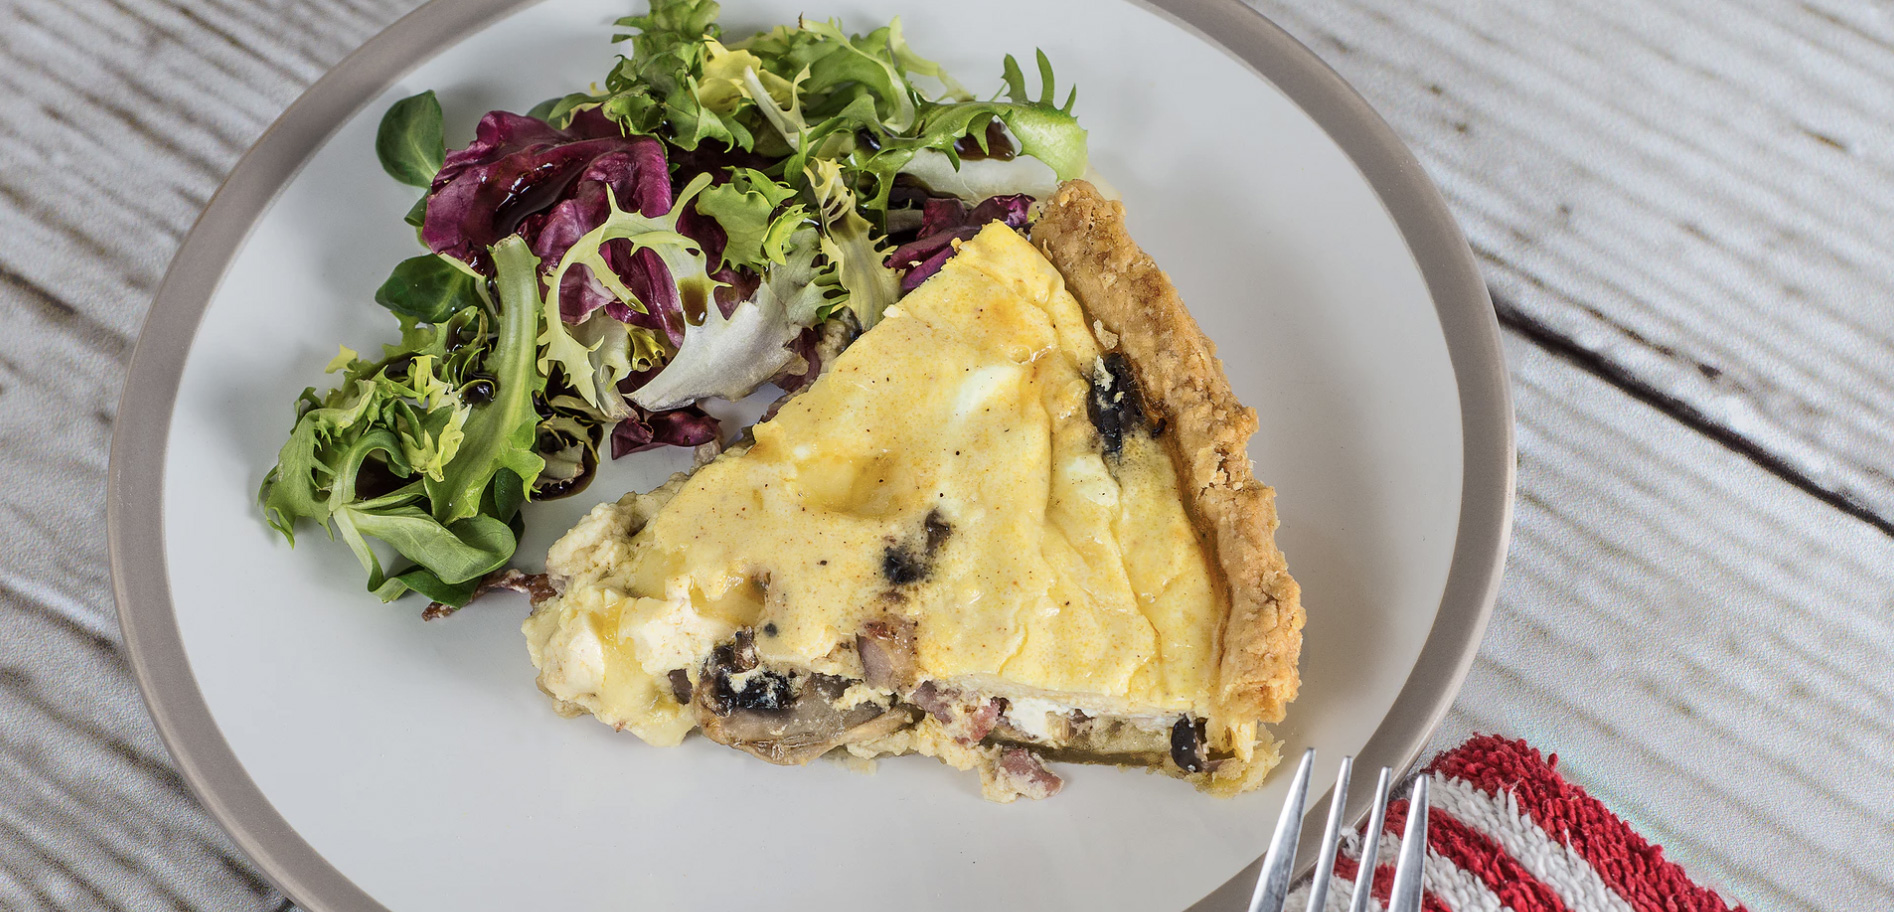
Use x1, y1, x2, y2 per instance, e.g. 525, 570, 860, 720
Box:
376, 90, 445, 188
694, 167, 806, 271
374, 254, 484, 323
339, 506, 514, 591
258, 240, 546, 604
807, 159, 898, 328
584, 0, 758, 150
851, 51, 1087, 212
425, 236, 547, 524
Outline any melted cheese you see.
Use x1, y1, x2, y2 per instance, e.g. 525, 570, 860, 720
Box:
526, 223, 1229, 745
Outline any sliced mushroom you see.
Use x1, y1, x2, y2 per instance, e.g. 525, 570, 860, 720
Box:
694, 633, 916, 765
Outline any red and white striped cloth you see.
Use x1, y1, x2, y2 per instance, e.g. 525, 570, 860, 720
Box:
1286, 735, 1747, 912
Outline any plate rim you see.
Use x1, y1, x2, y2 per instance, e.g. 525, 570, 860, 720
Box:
106, 1, 1512, 909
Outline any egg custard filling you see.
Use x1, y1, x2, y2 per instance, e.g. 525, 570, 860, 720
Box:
524, 182, 1303, 800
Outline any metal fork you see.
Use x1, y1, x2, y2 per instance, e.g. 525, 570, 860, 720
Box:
1247, 749, 1430, 912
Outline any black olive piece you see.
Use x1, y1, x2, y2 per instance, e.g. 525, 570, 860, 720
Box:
855, 129, 883, 153
703, 631, 790, 716
881, 509, 953, 586
881, 545, 927, 585
707, 630, 758, 675
667, 670, 693, 705
1087, 352, 1149, 460
531, 392, 554, 419
1170, 715, 1208, 773
714, 668, 794, 713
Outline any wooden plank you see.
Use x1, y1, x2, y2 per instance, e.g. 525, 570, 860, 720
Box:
0, 594, 280, 911
0, 0, 421, 908
1249, 0, 1894, 530
1423, 337, 1894, 909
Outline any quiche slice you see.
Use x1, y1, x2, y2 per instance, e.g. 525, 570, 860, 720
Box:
524, 181, 1304, 800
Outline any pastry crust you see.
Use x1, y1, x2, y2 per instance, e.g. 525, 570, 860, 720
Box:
1032, 180, 1304, 725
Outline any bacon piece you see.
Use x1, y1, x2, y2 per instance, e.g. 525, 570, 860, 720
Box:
911, 681, 1002, 744
989, 748, 1064, 801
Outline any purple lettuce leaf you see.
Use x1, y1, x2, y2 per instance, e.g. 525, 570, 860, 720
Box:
885, 193, 1033, 291
609, 402, 721, 458
422, 109, 672, 313
771, 325, 827, 396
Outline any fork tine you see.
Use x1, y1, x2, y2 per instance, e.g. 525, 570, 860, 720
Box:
1385, 776, 1430, 912
1247, 747, 1315, 912
1345, 768, 1392, 912
1302, 756, 1352, 912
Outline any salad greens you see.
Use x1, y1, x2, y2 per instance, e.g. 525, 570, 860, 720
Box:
261, 237, 544, 605
259, 0, 1088, 609
374, 89, 446, 188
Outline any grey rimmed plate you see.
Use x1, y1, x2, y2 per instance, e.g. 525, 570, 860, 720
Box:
108, 1, 1511, 909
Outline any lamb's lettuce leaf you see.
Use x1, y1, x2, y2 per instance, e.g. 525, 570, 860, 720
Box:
375, 254, 484, 323
375, 90, 445, 188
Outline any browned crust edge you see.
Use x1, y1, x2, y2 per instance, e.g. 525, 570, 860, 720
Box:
1032, 180, 1304, 725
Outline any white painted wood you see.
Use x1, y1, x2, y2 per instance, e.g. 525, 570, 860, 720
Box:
1250, 0, 1894, 527
1424, 338, 1894, 910
0, 0, 420, 908
1, 0, 1890, 909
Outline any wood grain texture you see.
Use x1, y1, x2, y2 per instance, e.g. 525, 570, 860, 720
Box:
0, 0, 1889, 909
0, 0, 420, 908
1249, 0, 1894, 532
1425, 338, 1894, 910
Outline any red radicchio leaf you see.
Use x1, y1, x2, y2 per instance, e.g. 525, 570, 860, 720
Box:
609, 403, 721, 458
602, 245, 684, 339
886, 194, 1033, 292
422, 109, 672, 322
771, 325, 827, 396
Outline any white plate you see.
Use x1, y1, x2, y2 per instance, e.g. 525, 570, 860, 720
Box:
109, 1, 1512, 910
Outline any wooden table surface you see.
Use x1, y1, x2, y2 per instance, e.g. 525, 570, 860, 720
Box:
2, 0, 1889, 908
